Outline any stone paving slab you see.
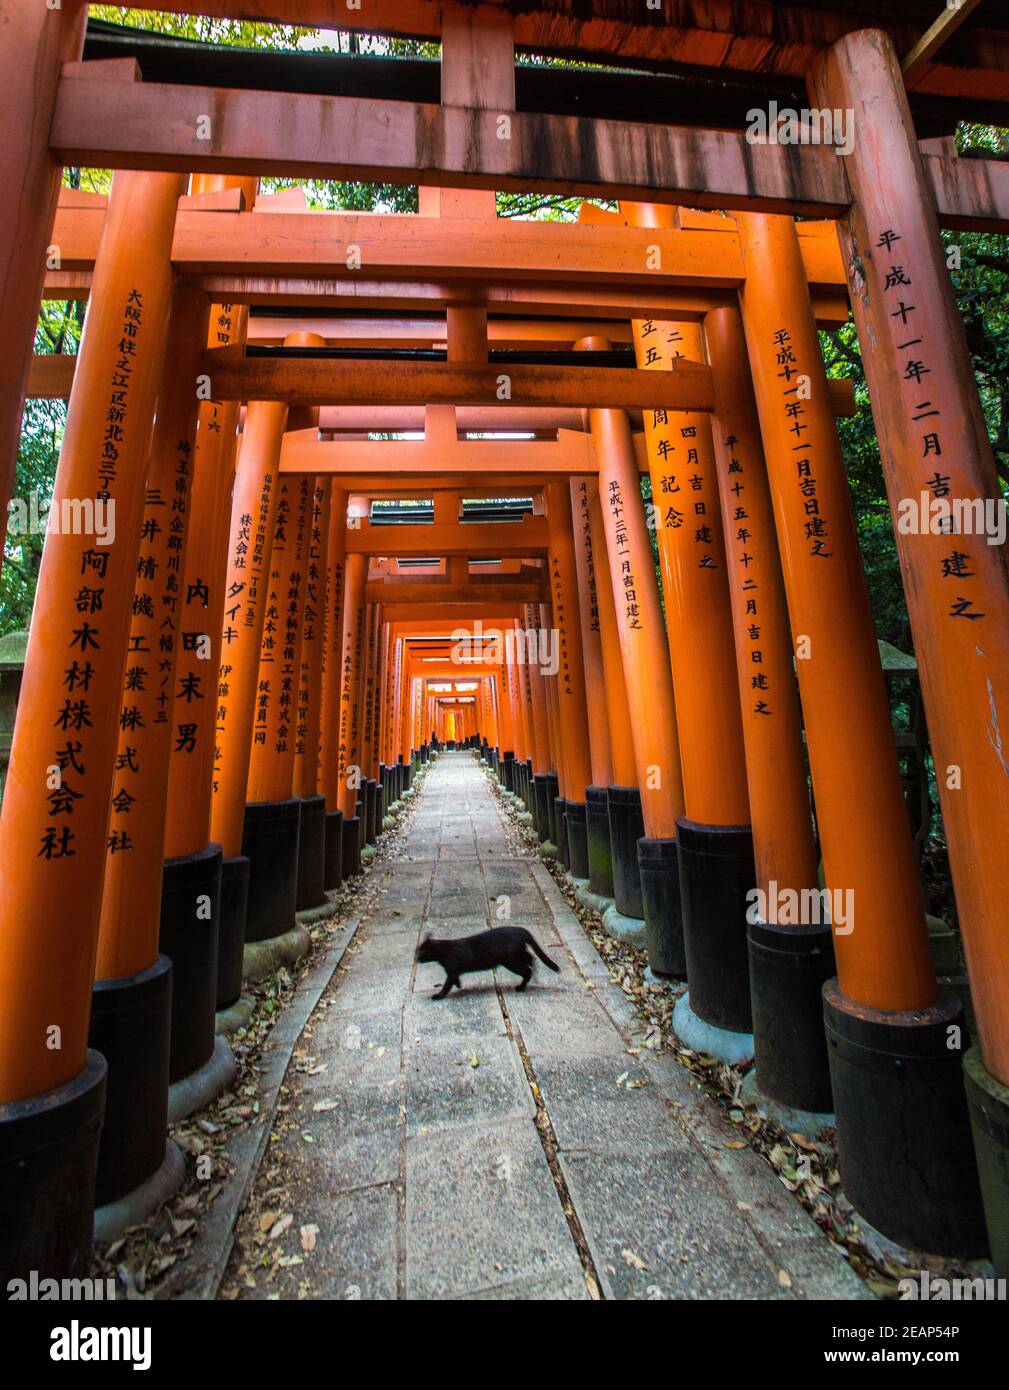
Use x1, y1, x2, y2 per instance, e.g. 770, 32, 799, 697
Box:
404, 1122, 583, 1299
227, 752, 869, 1302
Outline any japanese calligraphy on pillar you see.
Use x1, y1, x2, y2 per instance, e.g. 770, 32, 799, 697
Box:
605, 479, 643, 632
575, 481, 601, 634
718, 427, 774, 717
874, 226, 985, 624
769, 326, 835, 562
43, 290, 144, 864
107, 431, 192, 855
634, 318, 727, 577
212, 466, 273, 796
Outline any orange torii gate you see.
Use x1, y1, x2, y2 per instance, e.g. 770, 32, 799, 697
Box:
1, 0, 1008, 1287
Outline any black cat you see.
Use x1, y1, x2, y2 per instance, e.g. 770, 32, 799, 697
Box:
416, 927, 560, 999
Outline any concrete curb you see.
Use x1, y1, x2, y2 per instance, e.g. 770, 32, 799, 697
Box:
94, 1140, 186, 1244
167, 1036, 237, 1125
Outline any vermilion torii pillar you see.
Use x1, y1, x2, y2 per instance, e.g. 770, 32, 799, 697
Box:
523, 601, 554, 844
292, 474, 331, 911
705, 303, 827, 1113
579, 338, 686, 935
360, 601, 383, 846
319, 485, 349, 885
570, 477, 616, 894
210, 331, 322, 947
545, 480, 594, 878
738, 209, 985, 1258
812, 27, 1009, 1272
0, 169, 185, 1283
243, 465, 313, 942
90, 287, 207, 1220
585, 479, 638, 900
163, 175, 258, 1020
210, 406, 288, 872
634, 308, 753, 1009
570, 480, 615, 792
335, 552, 367, 875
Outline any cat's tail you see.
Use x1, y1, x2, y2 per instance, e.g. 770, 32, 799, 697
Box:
522, 930, 560, 972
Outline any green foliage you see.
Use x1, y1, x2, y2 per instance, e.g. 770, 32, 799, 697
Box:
89, 7, 316, 49
2, 301, 83, 635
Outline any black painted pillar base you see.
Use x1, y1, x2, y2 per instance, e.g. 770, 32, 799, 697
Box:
160, 841, 222, 1082
89, 954, 172, 1208
677, 817, 755, 1034
342, 813, 362, 879
638, 837, 685, 977
420, 743, 430, 764
403, 756, 414, 790
501, 749, 515, 791
532, 774, 550, 842
543, 772, 559, 845
607, 785, 645, 919
524, 759, 534, 812
585, 786, 614, 898
824, 981, 988, 1257
355, 797, 366, 850
0, 1051, 106, 1284
217, 853, 249, 1010
324, 808, 344, 890
296, 794, 327, 911
965, 1046, 1009, 1277
566, 799, 589, 878
748, 918, 835, 1113
553, 796, 570, 867
365, 778, 379, 844
378, 763, 389, 819
241, 797, 301, 945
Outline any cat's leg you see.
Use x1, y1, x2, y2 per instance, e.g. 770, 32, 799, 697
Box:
514, 962, 533, 991
432, 974, 454, 1000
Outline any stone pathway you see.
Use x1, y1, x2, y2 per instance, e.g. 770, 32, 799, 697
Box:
226, 752, 867, 1300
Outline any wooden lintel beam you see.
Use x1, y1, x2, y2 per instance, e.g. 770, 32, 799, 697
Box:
201, 354, 714, 410
409, 665, 503, 680
46, 197, 846, 288
50, 74, 850, 216
27, 361, 854, 421
46, 74, 1009, 231
348, 518, 549, 558
279, 430, 594, 476
331, 476, 548, 494
377, 592, 546, 613
391, 615, 525, 632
